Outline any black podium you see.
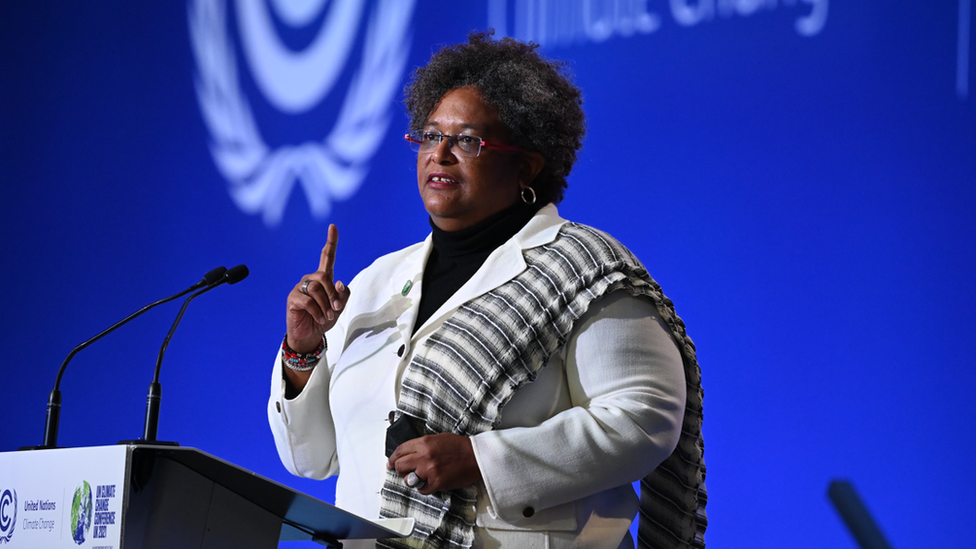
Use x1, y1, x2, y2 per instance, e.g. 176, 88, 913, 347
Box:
0, 445, 411, 548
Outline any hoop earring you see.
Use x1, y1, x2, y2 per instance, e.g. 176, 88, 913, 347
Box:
520, 186, 537, 205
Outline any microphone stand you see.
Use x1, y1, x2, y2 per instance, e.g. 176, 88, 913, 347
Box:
22, 267, 227, 451
138, 265, 249, 444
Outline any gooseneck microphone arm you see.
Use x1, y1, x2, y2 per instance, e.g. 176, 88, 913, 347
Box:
142, 264, 249, 443
38, 266, 228, 449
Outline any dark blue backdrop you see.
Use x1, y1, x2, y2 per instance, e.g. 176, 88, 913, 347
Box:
2, 1, 974, 547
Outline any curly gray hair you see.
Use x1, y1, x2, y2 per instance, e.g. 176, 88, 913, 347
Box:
404, 31, 586, 205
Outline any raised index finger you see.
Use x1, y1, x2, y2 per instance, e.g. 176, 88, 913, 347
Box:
318, 224, 339, 277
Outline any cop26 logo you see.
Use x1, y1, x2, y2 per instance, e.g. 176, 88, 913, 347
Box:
0, 489, 16, 543
71, 481, 93, 545
189, 0, 416, 226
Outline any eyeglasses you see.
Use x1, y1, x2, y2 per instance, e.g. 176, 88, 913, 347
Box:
404, 131, 526, 157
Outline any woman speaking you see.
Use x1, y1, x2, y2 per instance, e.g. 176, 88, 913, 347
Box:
268, 32, 706, 549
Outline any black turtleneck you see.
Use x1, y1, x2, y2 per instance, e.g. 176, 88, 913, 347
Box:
414, 202, 540, 334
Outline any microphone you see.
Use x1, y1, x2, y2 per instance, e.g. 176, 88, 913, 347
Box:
30, 266, 228, 450
141, 264, 249, 443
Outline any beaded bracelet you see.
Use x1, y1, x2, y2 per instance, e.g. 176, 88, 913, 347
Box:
281, 334, 327, 372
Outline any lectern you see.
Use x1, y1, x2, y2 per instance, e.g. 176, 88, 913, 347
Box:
0, 445, 412, 548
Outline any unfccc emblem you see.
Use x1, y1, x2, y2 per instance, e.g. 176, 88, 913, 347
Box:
189, 0, 416, 226
0, 488, 16, 543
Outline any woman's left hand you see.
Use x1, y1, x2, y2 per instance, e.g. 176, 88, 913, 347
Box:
387, 434, 483, 495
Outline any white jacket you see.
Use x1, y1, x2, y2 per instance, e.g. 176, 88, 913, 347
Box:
268, 205, 686, 548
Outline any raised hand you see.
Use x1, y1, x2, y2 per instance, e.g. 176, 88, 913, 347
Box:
285, 223, 351, 354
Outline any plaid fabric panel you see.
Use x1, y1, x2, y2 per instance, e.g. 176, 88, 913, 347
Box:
634, 274, 707, 549
378, 224, 707, 549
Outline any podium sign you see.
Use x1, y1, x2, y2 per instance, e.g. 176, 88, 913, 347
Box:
0, 445, 411, 549
0, 445, 126, 547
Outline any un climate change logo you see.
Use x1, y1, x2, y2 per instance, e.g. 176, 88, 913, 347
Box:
189, 0, 417, 227
0, 489, 16, 543
71, 481, 92, 545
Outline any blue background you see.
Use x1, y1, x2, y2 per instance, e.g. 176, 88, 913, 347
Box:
2, 1, 974, 547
